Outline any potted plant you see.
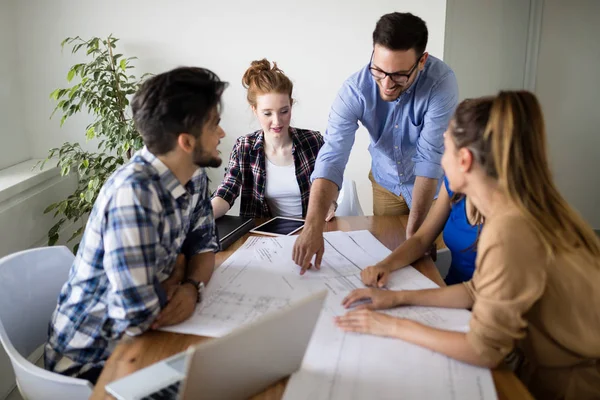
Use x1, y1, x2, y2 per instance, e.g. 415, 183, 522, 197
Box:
39, 34, 149, 252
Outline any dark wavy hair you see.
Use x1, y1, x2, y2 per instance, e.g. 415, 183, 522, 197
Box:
132, 66, 228, 155
372, 12, 428, 55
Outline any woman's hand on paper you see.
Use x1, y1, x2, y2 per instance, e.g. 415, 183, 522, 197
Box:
334, 309, 400, 338
341, 287, 401, 310
361, 264, 391, 287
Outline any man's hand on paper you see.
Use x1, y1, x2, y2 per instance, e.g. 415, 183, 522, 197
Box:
341, 287, 400, 310
160, 254, 186, 301
361, 264, 392, 287
292, 227, 325, 275
334, 309, 399, 338
152, 283, 197, 329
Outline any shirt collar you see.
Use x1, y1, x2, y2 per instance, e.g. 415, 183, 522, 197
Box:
252, 128, 298, 154
252, 130, 265, 152
138, 146, 188, 200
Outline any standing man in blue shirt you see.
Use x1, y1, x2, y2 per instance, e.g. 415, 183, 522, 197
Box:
293, 12, 458, 272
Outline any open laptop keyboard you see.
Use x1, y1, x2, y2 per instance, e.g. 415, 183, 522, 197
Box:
140, 380, 182, 400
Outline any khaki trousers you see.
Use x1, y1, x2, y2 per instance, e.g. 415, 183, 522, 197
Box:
369, 170, 410, 216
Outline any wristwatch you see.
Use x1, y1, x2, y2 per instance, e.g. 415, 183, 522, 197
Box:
181, 278, 204, 303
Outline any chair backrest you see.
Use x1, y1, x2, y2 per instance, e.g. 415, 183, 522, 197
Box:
0, 246, 93, 399
336, 177, 364, 217
434, 248, 452, 279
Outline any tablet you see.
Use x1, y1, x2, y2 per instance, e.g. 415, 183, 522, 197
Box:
249, 217, 305, 236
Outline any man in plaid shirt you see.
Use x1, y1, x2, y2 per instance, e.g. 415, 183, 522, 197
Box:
44, 67, 227, 383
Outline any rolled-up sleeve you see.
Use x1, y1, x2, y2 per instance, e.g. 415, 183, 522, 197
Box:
466, 219, 546, 366
213, 138, 243, 207
311, 81, 362, 190
413, 72, 458, 179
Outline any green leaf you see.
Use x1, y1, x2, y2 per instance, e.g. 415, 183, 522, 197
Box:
84, 189, 95, 203
48, 234, 59, 246
67, 226, 85, 243
50, 89, 61, 100
48, 219, 65, 237
119, 58, 127, 71
43, 203, 59, 213
86, 127, 95, 140
68, 85, 79, 99
67, 69, 76, 82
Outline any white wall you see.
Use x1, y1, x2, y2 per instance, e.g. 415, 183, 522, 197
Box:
0, 0, 30, 170
534, 0, 600, 228
14, 0, 448, 215
443, 0, 531, 100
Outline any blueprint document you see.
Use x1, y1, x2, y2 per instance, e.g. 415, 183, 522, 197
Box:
160, 230, 385, 337
282, 263, 497, 400
161, 230, 497, 399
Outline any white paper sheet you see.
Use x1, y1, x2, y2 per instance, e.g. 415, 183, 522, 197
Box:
160, 230, 387, 336
281, 234, 496, 400
283, 307, 496, 400
161, 230, 497, 400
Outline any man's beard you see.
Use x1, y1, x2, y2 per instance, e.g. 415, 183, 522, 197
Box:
379, 84, 408, 102
193, 146, 221, 168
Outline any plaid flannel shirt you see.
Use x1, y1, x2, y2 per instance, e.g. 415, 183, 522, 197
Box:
44, 147, 219, 378
213, 127, 324, 218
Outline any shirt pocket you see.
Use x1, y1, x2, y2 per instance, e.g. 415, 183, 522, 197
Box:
407, 98, 425, 127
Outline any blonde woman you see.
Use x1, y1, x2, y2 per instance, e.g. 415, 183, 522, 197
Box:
336, 91, 600, 399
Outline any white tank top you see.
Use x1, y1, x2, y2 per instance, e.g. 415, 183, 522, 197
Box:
264, 159, 302, 217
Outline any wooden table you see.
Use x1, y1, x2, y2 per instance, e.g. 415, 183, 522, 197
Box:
91, 216, 532, 400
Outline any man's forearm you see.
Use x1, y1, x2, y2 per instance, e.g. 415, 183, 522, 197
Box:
305, 178, 339, 227
406, 176, 438, 236
186, 251, 215, 285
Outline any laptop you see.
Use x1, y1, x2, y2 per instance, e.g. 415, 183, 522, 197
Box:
215, 215, 255, 250
105, 290, 328, 400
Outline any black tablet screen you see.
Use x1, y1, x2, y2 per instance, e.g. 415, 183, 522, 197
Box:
254, 218, 305, 235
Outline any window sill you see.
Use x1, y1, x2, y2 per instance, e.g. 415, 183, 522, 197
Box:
0, 159, 61, 204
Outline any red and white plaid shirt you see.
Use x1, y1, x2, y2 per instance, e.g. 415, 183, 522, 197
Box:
213, 127, 324, 218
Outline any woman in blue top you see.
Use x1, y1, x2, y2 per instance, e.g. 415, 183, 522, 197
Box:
361, 176, 482, 287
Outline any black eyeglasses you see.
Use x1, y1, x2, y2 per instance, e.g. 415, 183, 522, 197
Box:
369, 52, 423, 85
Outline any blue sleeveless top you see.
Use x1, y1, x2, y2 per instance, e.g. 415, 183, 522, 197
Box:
441, 176, 480, 285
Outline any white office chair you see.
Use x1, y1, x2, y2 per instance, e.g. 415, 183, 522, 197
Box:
336, 177, 364, 217
0, 246, 93, 400
434, 247, 452, 279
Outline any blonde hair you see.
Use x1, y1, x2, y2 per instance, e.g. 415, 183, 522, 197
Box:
451, 91, 600, 259
241, 59, 293, 108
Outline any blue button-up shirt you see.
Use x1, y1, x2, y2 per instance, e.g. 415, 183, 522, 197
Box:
311, 55, 458, 207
